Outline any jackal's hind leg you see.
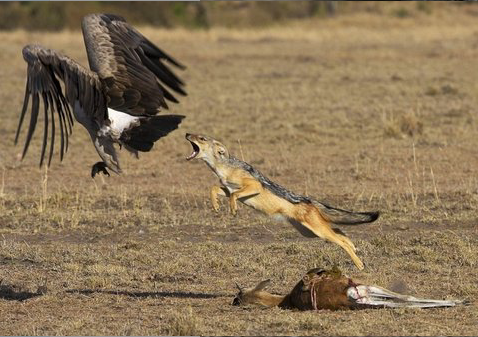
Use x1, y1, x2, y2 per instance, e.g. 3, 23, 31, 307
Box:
321, 229, 364, 270
302, 212, 364, 270
211, 185, 229, 212
332, 234, 364, 270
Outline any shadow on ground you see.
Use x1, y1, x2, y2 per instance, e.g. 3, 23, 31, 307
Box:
0, 285, 44, 301
66, 289, 228, 299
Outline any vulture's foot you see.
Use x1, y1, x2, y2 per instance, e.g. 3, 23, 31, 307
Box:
91, 162, 110, 178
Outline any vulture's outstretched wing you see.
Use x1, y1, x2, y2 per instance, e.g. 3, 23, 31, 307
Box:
15, 45, 106, 166
82, 13, 187, 116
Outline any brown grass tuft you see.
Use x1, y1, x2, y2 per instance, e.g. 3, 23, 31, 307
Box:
383, 110, 423, 138
165, 307, 204, 336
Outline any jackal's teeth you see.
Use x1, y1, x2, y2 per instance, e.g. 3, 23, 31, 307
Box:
186, 150, 198, 160
186, 141, 199, 160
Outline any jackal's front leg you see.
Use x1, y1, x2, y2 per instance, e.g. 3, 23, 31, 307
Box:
229, 179, 262, 216
210, 185, 230, 212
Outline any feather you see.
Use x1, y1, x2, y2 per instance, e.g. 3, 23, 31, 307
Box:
47, 92, 55, 166
17, 44, 105, 166
39, 92, 49, 167
55, 91, 67, 161
22, 92, 40, 159
119, 114, 184, 152
136, 48, 186, 95
14, 81, 30, 145
140, 39, 186, 70
82, 13, 186, 116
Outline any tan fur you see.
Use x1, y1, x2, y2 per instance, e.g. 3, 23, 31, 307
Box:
233, 280, 288, 307
186, 133, 366, 270
233, 269, 354, 310
243, 291, 286, 307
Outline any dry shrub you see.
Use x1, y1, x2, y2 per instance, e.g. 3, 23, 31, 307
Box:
440, 84, 458, 95
383, 111, 423, 138
400, 111, 423, 137
425, 84, 458, 96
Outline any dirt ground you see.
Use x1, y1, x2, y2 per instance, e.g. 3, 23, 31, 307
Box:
0, 5, 477, 336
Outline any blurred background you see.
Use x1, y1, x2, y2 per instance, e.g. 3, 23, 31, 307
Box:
0, 1, 476, 30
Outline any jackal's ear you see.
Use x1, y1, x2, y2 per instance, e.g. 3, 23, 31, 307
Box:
213, 141, 229, 158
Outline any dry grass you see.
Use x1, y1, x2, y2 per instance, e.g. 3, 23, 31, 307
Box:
1, 6, 478, 336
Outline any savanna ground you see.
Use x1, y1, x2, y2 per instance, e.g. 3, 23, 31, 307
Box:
0, 4, 478, 336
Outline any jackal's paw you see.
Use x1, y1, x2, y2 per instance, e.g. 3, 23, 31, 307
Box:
355, 259, 365, 270
212, 200, 220, 212
229, 200, 237, 216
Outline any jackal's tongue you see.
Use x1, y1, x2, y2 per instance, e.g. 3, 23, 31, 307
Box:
186, 142, 199, 160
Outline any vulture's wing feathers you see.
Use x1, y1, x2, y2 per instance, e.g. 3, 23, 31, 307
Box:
16, 45, 106, 166
82, 13, 186, 116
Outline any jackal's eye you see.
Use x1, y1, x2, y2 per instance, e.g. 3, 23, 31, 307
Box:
198, 136, 206, 141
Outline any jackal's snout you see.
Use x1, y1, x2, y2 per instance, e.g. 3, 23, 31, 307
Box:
185, 133, 229, 162
185, 133, 208, 160
185, 133, 200, 160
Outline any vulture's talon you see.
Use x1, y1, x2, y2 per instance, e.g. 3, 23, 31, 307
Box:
91, 162, 110, 178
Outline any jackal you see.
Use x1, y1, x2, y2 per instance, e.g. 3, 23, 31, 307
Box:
185, 133, 379, 270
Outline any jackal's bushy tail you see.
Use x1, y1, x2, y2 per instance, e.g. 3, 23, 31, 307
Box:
314, 201, 379, 225
121, 114, 185, 152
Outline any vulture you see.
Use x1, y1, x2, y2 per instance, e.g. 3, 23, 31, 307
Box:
233, 267, 468, 310
15, 13, 187, 178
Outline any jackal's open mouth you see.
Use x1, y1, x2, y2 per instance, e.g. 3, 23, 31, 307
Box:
186, 141, 200, 160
